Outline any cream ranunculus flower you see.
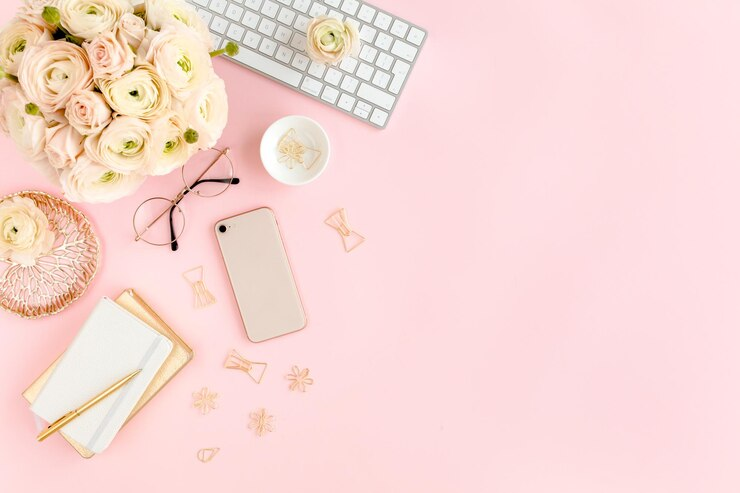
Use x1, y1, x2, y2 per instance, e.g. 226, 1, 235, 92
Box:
0, 83, 49, 162
60, 154, 146, 203
84, 29, 134, 80
174, 76, 227, 150
145, 0, 212, 49
65, 89, 112, 135
306, 16, 360, 65
98, 63, 170, 121
45, 123, 84, 169
19, 0, 60, 28
0, 196, 55, 266
59, 0, 133, 41
0, 19, 52, 76
84, 115, 152, 174
144, 23, 214, 100
148, 110, 194, 175
17, 40, 94, 114
117, 12, 146, 50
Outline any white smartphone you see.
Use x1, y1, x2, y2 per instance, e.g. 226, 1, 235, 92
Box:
215, 207, 306, 342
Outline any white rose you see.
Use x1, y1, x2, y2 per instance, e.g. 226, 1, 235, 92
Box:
117, 12, 146, 50
0, 196, 55, 266
45, 123, 84, 169
145, 0, 212, 49
144, 23, 214, 100
17, 40, 94, 114
306, 16, 360, 65
98, 63, 170, 120
0, 19, 52, 76
174, 76, 227, 150
0, 83, 49, 161
65, 89, 112, 135
19, 0, 60, 28
84, 29, 134, 80
148, 110, 193, 175
84, 115, 152, 174
59, 0, 133, 41
60, 154, 146, 203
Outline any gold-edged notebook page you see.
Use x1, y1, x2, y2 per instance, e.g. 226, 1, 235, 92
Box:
22, 289, 193, 458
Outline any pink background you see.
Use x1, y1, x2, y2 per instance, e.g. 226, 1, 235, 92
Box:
2, 1, 740, 491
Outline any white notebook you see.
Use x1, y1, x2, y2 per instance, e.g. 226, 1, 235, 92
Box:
31, 297, 173, 453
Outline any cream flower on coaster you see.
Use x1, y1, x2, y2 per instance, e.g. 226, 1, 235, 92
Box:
193, 387, 218, 415
58, 0, 133, 40
59, 155, 146, 203
0, 19, 52, 76
0, 196, 55, 266
286, 366, 314, 392
248, 408, 275, 437
306, 16, 360, 65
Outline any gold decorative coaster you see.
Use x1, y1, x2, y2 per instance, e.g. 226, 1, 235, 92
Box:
224, 349, 267, 384
248, 408, 275, 437
182, 266, 216, 308
197, 448, 220, 463
192, 387, 218, 415
325, 208, 365, 253
286, 366, 314, 392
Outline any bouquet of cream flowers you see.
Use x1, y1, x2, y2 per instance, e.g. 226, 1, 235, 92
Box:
0, 0, 238, 203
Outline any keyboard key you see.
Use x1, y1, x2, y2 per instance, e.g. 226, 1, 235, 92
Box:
345, 18, 360, 31
340, 0, 359, 16
407, 27, 425, 46
294, 15, 309, 33
374, 32, 392, 50
259, 38, 277, 56
231, 43, 303, 86
276, 45, 294, 63
243, 30, 261, 48
225, 3, 244, 20
356, 62, 373, 81
293, 0, 310, 13
227, 23, 245, 40
328, 10, 343, 21
324, 67, 342, 85
359, 25, 377, 43
258, 18, 276, 36
392, 59, 410, 76
244, 0, 262, 10
325, 0, 340, 6
277, 7, 295, 25
390, 19, 409, 38
321, 86, 340, 104
275, 26, 292, 43
353, 100, 371, 119
340, 75, 358, 93
193, 0, 209, 6
376, 52, 393, 71
261, 0, 279, 17
209, 0, 227, 14
337, 93, 356, 111
301, 76, 323, 96
374, 12, 392, 30
290, 33, 306, 51
359, 45, 377, 63
371, 70, 390, 88
369, 108, 388, 127
291, 52, 309, 70
210, 33, 222, 49
308, 3, 327, 17
357, 82, 395, 110
197, 8, 213, 25
357, 4, 376, 23
390, 39, 418, 62
276, 0, 290, 3
308, 61, 326, 78
339, 56, 358, 73
242, 10, 259, 28
211, 16, 228, 34
388, 73, 405, 94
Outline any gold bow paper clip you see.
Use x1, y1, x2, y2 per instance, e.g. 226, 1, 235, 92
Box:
224, 349, 267, 384
182, 266, 216, 308
325, 208, 365, 253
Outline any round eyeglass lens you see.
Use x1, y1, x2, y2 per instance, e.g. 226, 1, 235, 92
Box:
181, 148, 234, 198
133, 197, 186, 246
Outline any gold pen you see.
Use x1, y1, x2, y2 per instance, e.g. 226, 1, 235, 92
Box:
36, 369, 142, 442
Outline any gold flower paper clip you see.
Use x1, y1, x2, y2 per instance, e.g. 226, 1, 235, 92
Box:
248, 408, 275, 437
325, 208, 365, 253
224, 349, 267, 384
182, 266, 216, 308
197, 448, 220, 463
278, 128, 322, 170
286, 366, 314, 392
193, 387, 218, 415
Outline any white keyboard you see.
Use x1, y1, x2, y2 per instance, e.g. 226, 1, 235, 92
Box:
189, 0, 427, 129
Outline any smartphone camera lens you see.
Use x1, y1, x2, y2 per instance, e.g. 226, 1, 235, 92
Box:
218, 225, 227, 233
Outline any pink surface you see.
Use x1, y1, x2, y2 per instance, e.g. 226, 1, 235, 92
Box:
2, 1, 740, 491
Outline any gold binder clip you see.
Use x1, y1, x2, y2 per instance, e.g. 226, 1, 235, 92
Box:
224, 349, 267, 384
182, 266, 216, 308
325, 208, 365, 253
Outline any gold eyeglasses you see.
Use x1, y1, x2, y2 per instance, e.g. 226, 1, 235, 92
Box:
133, 147, 239, 251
